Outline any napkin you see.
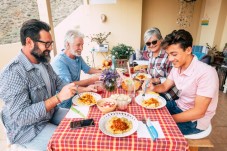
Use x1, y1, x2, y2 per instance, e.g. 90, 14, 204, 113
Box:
65, 106, 89, 118
137, 121, 165, 138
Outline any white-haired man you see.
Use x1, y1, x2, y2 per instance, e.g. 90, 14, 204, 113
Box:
51, 30, 101, 108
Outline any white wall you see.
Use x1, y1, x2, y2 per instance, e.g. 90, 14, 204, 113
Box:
0, 42, 21, 69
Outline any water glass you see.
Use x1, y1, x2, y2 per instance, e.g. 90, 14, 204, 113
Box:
95, 81, 105, 94
117, 101, 128, 111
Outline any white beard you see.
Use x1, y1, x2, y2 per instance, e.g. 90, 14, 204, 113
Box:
70, 49, 81, 56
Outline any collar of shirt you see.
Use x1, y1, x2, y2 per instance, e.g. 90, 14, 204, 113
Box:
18, 50, 48, 72
178, 56, 197, 76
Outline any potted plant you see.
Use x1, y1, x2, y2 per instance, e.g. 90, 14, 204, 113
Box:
87, 32, 111, 52
206, 43, 224, 65
111, 43, 135, 68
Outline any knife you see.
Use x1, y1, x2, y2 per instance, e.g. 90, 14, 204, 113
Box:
70, 106, 86, 118
146, 118, 158, 141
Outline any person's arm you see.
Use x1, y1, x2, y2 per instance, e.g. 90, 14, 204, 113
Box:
87, 68, 102, 74
73, 75, 99, 86
172, 96, 212, 123
172, 66, 218, 123
143, 78, 174, 93
45, 83, 78, 112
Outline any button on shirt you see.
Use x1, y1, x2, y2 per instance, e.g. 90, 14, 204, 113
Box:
51, 51, 91, 83
168, 56, 219, 130
0, 51, 66, 144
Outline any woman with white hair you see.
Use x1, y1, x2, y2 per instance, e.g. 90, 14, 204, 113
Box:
143, 27, 179, 101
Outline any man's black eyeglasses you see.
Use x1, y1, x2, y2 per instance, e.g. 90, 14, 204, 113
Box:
146, 40, 158, 46
35, 40, 54, 48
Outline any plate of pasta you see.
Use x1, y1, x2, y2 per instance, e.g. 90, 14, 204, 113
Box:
72, 92, 101, 106
99, 111, 138, 137
135, 94, 166, 109
133, 73, 151, 81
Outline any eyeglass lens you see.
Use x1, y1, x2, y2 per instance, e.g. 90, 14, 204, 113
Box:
146, 40, 158, 46
36, 40, 54, 48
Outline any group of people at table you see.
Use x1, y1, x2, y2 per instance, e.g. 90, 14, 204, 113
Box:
0, 19, 219, 150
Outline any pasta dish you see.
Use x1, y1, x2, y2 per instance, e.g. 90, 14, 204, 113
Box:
142, 97, 160, 108
106, 116, 132, 134
77, 93, 96, 105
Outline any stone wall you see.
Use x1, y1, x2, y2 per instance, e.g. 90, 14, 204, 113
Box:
0, 0, 82, 45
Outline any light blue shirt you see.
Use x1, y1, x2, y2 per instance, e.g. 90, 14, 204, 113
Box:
51, 51, 91, 108
51, 51, 91, 83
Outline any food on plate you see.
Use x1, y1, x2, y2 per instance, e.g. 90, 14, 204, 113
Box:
106, 116, 132, 134
141, 97, 160, 108
97, 98, 117, 114
134, 65, 148, 71
77, 93, 96, 105
121, 79, 141, 91
135, 73, 147, 80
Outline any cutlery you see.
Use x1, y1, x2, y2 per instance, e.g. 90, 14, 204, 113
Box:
141, 118, 158, 141
147, 118, 158, 140
70, 106, 86, 118
142, 80, 150, 99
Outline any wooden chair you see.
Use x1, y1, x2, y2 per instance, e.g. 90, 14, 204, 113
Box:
184, 124, 214, 151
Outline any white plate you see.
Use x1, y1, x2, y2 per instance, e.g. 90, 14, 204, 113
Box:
133, 60, 149, 65
99, 111, 138, 137
133, 73, 151, 81
72, 92, 102, 106
135, 94, 166, 109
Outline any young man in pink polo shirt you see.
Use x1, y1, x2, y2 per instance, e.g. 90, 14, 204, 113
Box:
143, 29, 219, 135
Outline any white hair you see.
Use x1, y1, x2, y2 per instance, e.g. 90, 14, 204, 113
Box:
64, 30, 84, 48
144, 27, 162, 43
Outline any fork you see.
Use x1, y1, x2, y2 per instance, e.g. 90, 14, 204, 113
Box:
142, 80, 150, 98
141, 118, 157, 141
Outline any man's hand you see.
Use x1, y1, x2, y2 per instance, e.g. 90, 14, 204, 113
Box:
142, 79, 154, 92
90, 74, 101, 83
85, 84, 97, 92
58, 83, 77, 101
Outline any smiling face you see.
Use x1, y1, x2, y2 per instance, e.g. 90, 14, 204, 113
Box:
146, 35, 162, 53
166, 43, 193, 69
68, 37, 84, 57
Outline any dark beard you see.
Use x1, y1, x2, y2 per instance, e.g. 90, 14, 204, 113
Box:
31, 44, 51, 63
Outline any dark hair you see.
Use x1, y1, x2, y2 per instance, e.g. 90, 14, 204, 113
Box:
20, 19, 51, 46
161, 29, 193, 50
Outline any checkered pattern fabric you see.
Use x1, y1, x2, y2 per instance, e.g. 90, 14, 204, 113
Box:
47, 88, 188, 151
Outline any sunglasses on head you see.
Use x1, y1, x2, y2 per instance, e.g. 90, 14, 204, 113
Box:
146, 40, 158, 46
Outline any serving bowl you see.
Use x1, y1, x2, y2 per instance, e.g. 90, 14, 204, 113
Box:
96, 98, 117, 114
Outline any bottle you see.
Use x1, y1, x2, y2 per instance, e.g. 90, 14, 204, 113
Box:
111, 56, 116, 71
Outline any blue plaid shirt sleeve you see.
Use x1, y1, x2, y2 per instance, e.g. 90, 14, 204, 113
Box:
0, 67, 47, 126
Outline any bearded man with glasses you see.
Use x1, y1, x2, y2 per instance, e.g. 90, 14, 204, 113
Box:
0, 19, 96, 150
143, 27, 179, 101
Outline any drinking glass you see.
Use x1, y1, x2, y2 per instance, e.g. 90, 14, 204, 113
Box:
95, 81, 105, 94
126, 80, 135, 98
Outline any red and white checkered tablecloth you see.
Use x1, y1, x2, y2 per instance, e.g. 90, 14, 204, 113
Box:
47, 88, 189, 151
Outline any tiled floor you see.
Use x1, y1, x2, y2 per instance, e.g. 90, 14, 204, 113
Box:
0, 92, 227, 151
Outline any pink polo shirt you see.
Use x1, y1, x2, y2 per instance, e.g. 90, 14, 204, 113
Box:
168, 56, 219, 130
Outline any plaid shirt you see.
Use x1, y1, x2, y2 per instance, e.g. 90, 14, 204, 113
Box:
0, 51, 66, 144
147, 49, 179, 101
